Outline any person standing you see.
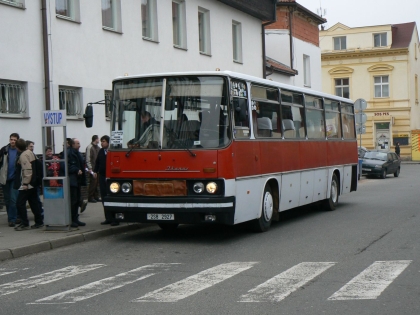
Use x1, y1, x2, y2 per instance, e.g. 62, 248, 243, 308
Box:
67, 138, 87, 228
395, 142, 401, 157
94, 135, 119, 226
86, 135, 100, 203
0, 133, 20, 227
14, 139, 44, 231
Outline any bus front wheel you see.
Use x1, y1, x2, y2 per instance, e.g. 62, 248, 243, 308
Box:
324, 174, 339, 211
252, 185, 273, 232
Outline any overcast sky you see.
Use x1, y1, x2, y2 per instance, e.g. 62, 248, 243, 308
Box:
296, 0, 420, 30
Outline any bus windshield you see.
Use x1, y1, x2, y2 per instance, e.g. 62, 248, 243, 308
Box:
110, 76, 230, 150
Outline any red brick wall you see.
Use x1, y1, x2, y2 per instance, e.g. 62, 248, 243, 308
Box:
266, 7, 320, 47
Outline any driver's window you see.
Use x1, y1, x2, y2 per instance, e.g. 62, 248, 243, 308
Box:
232, 80, 250, 139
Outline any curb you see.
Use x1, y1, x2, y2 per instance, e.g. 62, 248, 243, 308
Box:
0, 223, 144, 262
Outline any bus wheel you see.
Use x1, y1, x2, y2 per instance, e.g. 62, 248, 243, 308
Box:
252, 185, 273, 232
324, 174, 339, 211
158, 223, 179, 231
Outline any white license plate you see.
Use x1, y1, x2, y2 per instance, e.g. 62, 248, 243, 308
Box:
147, 213, 174, 220
362, 168, 371, 171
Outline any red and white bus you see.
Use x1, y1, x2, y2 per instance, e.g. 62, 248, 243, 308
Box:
101, 71, 357, 232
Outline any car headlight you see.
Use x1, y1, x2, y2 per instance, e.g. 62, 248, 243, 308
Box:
110, 182, 120, 193
193, 182, 204, 194
121, 182, 132, 193
206, 182, 218, 194
374, 165, 383, 169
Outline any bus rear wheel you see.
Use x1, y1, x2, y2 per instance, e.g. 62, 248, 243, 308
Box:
158, 223, 179, 231
251, 185, 273, 232
324, 174, 339, 211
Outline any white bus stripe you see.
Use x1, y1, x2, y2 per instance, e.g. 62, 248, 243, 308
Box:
328, 260, 412, 300
240, 262, 336, 302
133, 262, 258, 302
31, 263, 177, 304
0, 264, 105, 296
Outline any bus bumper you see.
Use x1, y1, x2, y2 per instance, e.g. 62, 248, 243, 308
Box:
103, 196, 236, 225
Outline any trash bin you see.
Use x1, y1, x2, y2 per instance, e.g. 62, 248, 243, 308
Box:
358, 158, 363, 180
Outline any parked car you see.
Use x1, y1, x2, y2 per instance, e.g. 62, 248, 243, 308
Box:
361, 150, 401, 179
358, 146, 368, 158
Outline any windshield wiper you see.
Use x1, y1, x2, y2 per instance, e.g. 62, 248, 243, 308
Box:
125, 146, 135, 157
167, 127, 196, 157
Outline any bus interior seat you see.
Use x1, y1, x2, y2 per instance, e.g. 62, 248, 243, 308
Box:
179, 120, 201, 142
199, 110, 219, 147
257, 117, 272, 137
282, 119, 295, 138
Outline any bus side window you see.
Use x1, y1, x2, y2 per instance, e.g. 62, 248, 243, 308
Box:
233, 97, 250, 138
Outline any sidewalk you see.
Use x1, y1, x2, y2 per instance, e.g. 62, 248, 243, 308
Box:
0, 201, 147, 262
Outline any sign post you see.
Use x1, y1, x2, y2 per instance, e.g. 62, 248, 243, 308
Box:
354, 98, 367, 149
41, 110, 71, 231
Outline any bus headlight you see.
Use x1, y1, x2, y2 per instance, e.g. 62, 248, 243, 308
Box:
110, 182, 120, 193
121, 182, 132, 193
206, 182, 218, 194
193, 182, 204, 194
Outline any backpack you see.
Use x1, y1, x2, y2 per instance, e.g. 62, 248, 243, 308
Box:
30, 153, 44, 187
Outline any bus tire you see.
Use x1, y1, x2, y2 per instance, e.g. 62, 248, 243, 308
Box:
324, 174, 339, 211
158, 223, 179, 231
252, 185, 273, 232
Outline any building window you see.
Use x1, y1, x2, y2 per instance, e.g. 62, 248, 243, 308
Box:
232, 21, 242, 62
56, 0, 80, 21
335, 78, 350, 98
172, 1, 186, 48
102, 0, 122, 32
198, 7, 211, 55
303, 55, 311, 87
105, 90, 112, 119
374, 33, 387, 47
374, 76, 389, 98
142, 0, 158, 41
59, 86, 82, 117
0, 81, 26, 115
0, 0, 25, 8
333, 36, 346, 50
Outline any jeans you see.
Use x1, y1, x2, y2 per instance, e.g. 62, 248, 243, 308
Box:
16, 188, 43, 226
1, 180, 18, 223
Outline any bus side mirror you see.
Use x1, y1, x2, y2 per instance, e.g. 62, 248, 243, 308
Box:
83, 105, 93, 128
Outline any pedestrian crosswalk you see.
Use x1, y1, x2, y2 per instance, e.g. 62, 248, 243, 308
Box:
0, 260, 412, 304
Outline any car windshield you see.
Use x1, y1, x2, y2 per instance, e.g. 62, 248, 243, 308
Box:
110, 76, 230, 150
364, 151, 387, 161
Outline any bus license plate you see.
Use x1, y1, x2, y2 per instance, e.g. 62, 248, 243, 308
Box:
147, 214, 174, 220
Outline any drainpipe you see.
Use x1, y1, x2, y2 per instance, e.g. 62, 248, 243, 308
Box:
288, 7, 294, 70
262, 3, 277, 79
41, 0, 52, 147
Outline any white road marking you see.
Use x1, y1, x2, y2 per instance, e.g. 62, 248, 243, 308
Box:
0, 264, 105, 297
31, 263, 178, 304
0, 271, 16, 277
133, 262, 258, 302
328, 260, 412, 300
240, 262, 336, 302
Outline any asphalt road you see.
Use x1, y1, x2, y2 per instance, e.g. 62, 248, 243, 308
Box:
1, 165, 420, 315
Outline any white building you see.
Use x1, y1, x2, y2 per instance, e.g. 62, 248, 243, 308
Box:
264, 0, 325, 90
0, 0, 275, 152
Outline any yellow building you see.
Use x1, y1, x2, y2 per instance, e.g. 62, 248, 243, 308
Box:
320, 22, 420, 160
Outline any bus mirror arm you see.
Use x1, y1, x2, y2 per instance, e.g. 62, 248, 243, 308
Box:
84, 100, 107, 128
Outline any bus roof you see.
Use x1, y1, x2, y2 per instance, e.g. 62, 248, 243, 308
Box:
113, 70, 354, 104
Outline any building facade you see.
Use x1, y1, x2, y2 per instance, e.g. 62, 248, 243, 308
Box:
0, 0, 275, 152
264, 0, 325, 90
320, 22, 420, 160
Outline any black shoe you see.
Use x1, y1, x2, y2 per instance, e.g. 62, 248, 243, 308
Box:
80, 200, 88, 213
101, 220, 111, 225
15, 225, 30, 231
76, 220, 86, 226
95, 198, 102, 202
110, 221, 120, 226
31, 223, 44, 229
8, 222, 15, 227
88, 199, 97, 203
71, 222, 78, 228
15, 219, 22, 225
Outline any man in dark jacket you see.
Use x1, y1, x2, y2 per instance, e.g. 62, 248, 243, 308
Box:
93, 135, 118, 226
67, 138, 87, 228
0, 133, 20, 227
